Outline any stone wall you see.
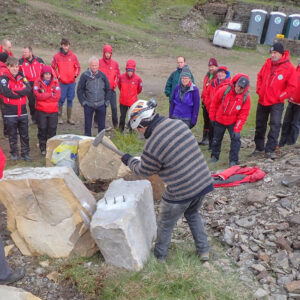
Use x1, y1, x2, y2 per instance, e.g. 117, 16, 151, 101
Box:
276, 38, 300, 55
222, 29, 258, 49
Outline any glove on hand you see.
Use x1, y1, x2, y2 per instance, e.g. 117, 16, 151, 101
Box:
121, 153, 132, 166
232, 131, 240, 140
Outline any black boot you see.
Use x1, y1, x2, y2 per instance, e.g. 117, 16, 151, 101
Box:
199, 130, 209, 145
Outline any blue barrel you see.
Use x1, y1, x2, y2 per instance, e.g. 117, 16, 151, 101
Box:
247, 9, 268, 44
286, 14, 300, 39
264, 12, 286, 45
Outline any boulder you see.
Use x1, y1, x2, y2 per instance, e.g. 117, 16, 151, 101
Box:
0, 167, 97, 258
90, 179, 157, 271
0, 285, 42, 300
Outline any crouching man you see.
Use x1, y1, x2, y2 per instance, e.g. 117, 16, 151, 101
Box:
209, 74, 251, 166
120, 99, 214, 262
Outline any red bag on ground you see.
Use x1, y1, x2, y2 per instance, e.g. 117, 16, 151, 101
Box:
0, 147, 6, 179
212, 165, 265, 187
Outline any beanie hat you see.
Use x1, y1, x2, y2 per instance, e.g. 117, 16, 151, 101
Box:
180, 66, 192, 78
217, 66, 228, 73
41, 65, 52, 75
237, 76, 249, 89
208, 58, 218, 67
0, 52, 8, 63
270, 42, 284, 54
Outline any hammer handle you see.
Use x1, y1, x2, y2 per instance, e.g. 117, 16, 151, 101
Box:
101, 139, 125, 156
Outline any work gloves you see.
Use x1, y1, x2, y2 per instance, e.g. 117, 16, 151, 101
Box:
232, 131, 240, 140
121, 153, 132, 166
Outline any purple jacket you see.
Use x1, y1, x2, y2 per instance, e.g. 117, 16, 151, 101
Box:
169, 83, 200, 126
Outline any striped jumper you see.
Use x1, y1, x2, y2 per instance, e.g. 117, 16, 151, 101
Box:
128, 117, 214, 203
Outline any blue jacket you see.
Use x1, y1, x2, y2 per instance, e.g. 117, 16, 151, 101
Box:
169, 83, 200, 126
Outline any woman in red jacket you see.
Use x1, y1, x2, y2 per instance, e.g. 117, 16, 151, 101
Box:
33, 65, 61, 155
118, 59, 143, 132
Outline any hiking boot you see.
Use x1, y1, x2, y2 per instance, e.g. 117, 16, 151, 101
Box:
0, 267, 25, 285
41, 150, 46, 156
20, 154, 32, 162
229, 161, 238, 167
210, 156, 218, 163
58, 106, 63, 124
67, 107, 75, 125
265, 152, 277, 160
248, 149, 264, 157
198, 252, 210, 262
10, 154, 18, 161
198, 138, 209, 146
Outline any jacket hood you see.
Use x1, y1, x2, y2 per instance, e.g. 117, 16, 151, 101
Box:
0, 61, 7, 69
231, 73, 250, 94
59, 48, 72, 56
102, 44, 112, 61
266, 50, 291, 65
126, 59, 136, 71
39, 65, 56, 80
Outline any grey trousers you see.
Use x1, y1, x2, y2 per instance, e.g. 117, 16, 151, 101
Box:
0, 234, 12, 280
154, 196, 209, 260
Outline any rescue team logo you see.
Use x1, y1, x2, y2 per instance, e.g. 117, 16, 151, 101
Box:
236, 105, 241, 111
278, 74, 283, 80
1, 79, 7, 86
25, 63, 29, 66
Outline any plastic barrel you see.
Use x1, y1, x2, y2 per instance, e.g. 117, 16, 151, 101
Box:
247, 9, 267, 44
264, 12, 286, 45
286, 14, 300, 39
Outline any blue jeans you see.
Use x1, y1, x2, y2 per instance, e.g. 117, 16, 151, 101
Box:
84, 105, 106, 136
0, 234, 12, 280
154, 196, 209, 260
58, 82, 76, 108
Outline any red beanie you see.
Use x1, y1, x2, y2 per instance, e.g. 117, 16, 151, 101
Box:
208, 58, 218, 67
217, 65, 228, 73
41, 65, 52, 75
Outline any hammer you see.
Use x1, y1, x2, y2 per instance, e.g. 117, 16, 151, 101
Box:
92, 129, 124, 156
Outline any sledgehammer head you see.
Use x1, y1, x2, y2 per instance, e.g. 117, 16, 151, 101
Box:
92, 129, 106, 147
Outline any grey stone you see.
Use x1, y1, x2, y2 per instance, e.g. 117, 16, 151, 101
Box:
223, 226, 235, 246
270, 294, 287, 300
290, 252, 300, 269
280, 198, 292, 209
289, 215, 300, 226
246, 190, 267, 204
235, 216, 256, 228
272, 250, 290, 271
90, 179, 157, 271
253, 288, 269, 298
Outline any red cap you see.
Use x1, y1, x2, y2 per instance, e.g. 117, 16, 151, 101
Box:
208, 58, 218, 67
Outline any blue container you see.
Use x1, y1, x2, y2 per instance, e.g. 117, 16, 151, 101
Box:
286, 14, 300, 39
264, 12, 286, 45
247, 9, 268, 44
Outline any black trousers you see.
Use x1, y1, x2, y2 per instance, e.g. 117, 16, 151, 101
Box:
5, 115, 30, 156
254, 103, 284, 153
110, 90, 118, 127
211, 122, 241, 163
202, 104, 210, 132
28, 81, 36, 121
279, 102, 300, 146
119, 104, 130, 131
0, 98, 8, 137
36, 111, 58, 151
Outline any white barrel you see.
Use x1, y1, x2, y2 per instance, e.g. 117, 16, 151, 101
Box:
213, 30, 236, 49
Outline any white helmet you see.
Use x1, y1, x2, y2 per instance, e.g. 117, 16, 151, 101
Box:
128, 99, 157, 130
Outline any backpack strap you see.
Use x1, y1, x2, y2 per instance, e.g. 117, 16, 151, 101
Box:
223, 85, 249, 106
242, 91, 249, 105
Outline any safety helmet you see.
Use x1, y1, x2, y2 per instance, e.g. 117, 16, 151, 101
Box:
127, 99, 157, 130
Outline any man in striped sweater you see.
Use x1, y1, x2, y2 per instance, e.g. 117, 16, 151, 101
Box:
121, 99, 214, 262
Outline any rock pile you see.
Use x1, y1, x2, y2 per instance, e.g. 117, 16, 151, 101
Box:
203, 145, 300, 298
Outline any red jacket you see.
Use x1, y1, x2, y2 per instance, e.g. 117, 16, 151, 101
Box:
209, 73, 251, 133
118, 60, 143, 106
19, 55, 44, 82
256, 51, 297, 106
0, 69, 31, 117
0, 61, 7, 76
0, 147, 5, 179
33, 70, 61, 113
205, 77, 231, 111
0, 45, 13, 56
201, 72, 216, 102
51, 49, 80, 84
289, 64, 300, 105
99, 44, 120, 90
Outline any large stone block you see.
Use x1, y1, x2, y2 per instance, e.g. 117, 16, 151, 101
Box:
0, 285, 42, 300
90, 179, 157, 271
0, 167, 97, 258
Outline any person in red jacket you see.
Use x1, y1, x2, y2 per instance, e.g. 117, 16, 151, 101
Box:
33, 65, 61, 155
250, 42, 297, 159
0, 39, 13, 56
209, 74, 251, 166
51, 38, 80, 125
0, 147, 25, 285
279, 62, 300, 147
19, 46, 45, 124
0, 52, 9, 138
205, 66, 231, 150
0, 57, 32, 161
199, 58, 218, 145
118, 59, 143, 132
99, 44, 120, 128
